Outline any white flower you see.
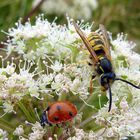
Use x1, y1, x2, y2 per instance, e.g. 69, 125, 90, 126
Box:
38, 73, 54, 93
109, 103, 118, 114
106, 128, 115, 137
0, 129, 8, 140
28, 122, 46, 140
111, 33, 140, 70
13, 125, 24, 136
120, 98, 129, 110
70, 78, 81, 92
3, 102, 14, 113
67, 128, 96, 140
51, 73, 71, 94
50, 61, 63, 72
19, 136, 28, 140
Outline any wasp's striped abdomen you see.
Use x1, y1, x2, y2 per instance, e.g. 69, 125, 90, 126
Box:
87, 32, 105, 59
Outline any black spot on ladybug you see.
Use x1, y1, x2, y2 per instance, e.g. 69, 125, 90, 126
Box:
56, 105, 61, 111
54, 116, 59, 121
69, 111, 73, 116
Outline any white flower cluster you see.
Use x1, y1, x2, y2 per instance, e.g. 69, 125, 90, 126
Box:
28, 122, 46, 140
2, 16, 140, 139
3, 17, 93, 102
4, 15, 83, 61
0, 59, 41, 113
0, 128, 8, 140
67, 128, 103, 140
18, 122, 46, 140
33, 0, 98, 20
38, 61, 91, 99
95, 98, 140, 139
13, 125, 24, 136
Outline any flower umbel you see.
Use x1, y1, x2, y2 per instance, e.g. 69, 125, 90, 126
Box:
1, 16, 140, 140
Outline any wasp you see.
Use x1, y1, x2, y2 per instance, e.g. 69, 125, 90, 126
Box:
73, 21, 140, 112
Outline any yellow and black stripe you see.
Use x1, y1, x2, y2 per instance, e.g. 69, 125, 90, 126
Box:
87, 33, 105, 60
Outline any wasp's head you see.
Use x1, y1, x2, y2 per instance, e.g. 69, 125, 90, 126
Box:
100, 72, 116, 112
100, 72, 116, 91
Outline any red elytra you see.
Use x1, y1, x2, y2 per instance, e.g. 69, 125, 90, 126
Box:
46, 101, 77, 124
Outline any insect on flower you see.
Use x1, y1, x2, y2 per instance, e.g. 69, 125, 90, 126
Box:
73, 21, 140, 112
40, 101, 77, 127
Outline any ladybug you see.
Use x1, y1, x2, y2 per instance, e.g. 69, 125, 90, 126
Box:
40, 101, 77, 127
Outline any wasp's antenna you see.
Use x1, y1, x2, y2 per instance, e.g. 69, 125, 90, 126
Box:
115, 78, 140, 89
34, 108, 41, 121
107, 82, 112, 112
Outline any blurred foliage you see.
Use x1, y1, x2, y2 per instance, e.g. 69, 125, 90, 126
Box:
94, 0, 140, 52
0, 0, 34, 40
0, 0, 140, 47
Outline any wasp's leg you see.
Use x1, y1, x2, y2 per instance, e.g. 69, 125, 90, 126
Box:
90, 74, 96, 95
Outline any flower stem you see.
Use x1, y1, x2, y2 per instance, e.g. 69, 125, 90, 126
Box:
0, 121, 14, 133
58, 93, 67, 101
0, 118, 28, 138
77, 113, 97, 128
78, 94, 98, 113
22, 0, 46, 23
17, 102, 35, 123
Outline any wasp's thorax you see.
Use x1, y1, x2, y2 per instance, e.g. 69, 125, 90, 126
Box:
96, 57, 116, 91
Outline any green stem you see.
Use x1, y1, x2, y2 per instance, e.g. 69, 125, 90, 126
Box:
0, 118, 28, 138
0, 123, 13, 133
37, 57, 43, 72
78, 93, 98, 113
77, 113, 97, 128
17, 102, 35, 123
28, 103, 37, 121
98, 94, 102, 109
0, 118, 14, 128
58, 93, 67, 101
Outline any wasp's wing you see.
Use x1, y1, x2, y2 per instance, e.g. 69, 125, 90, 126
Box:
99, 24, 111, 60
73, 21, 99, 64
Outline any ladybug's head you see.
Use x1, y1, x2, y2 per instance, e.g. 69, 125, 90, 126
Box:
40, 111, 52, 127
40, 111, 47, 127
